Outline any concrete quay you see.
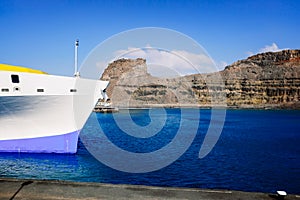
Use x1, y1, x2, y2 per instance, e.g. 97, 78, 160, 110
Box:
0, 178, 299, 200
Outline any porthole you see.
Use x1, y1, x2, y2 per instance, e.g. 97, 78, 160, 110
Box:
13, 87, 20, 92
37, 89, 44, 92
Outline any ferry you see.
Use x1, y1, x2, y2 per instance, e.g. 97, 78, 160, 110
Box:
0, 41, 109, 153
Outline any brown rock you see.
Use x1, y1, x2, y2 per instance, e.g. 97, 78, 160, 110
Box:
100, 50, 300, 109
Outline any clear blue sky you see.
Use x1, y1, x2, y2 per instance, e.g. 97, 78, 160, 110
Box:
0, 0, 299, 76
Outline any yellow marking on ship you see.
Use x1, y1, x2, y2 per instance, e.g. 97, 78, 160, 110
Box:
0, 63, 48, 75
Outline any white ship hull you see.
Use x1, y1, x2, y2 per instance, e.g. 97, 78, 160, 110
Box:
0, 69, 109, 153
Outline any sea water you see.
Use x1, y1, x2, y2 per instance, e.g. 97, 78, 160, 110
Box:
0, 109, 299, 194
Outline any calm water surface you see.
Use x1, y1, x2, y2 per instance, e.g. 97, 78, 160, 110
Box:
0, 109, 299, 194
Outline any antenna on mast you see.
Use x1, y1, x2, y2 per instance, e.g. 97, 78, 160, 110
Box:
74, 39, 80, 77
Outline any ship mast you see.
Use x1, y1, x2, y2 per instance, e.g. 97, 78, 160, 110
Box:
74, 39, 80, 77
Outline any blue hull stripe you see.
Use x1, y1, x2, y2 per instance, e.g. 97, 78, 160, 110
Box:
0, 130, 80, 153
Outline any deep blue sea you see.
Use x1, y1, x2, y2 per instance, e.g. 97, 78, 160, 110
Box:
0, 109, 299, 194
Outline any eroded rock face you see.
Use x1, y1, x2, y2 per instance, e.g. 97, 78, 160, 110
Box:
100, 58, 148, 99
218, 50, 300, 108
101, 50, 300, 108
100, 58, 196, 107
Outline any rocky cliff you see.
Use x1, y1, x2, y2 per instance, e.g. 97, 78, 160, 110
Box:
219, 50, 300, 108
101, 58, 195, 107
101, 50, 300, 109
